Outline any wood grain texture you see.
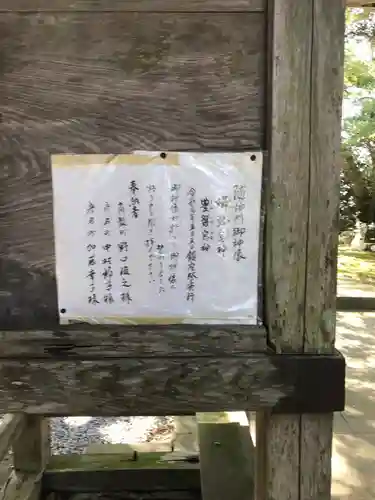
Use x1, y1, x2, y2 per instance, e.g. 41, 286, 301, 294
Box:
49, 490, 202, 500
12, 416, 50, 473
255, 0, 342, 499
304, 0, 345, 353
43, 466, 201, 493
257, 1, 345, 499
0, 0, 265, 12
0, 326, 267, 358
0, 471, 41, 500
0, 357, 287, 415
198, 423, 254, 500
0, 12, 265, 328
0, 415, 25, 464
263, 0, 312, 353
347, 0, 375, 5
299, 2, 345, 500
256, 0, 312, 495
255, 413, 300, 500
0, 353, 345, 415
300, 414, 334, 500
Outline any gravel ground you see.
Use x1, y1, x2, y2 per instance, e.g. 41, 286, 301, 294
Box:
50, 416, 174, 455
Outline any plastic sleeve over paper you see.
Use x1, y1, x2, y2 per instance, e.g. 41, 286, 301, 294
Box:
51, 152, 263, 325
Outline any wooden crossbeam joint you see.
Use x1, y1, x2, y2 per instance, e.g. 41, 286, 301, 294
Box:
271, 349, 345, 414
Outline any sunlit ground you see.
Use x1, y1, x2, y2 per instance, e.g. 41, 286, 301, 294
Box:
61, 415, 158, 443
333, 312, 375, 499
49, 416, 172, 454
338, 245, 375, 291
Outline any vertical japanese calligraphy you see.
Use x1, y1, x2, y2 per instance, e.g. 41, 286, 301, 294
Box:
232, 184, 247, 262
52, 152, 262, 325
145, 184, 156, 284
157, 244, 165, 294
129, 181, 140, 219
200, 197, 213, 252
86, 201, 99, 306
118, 202, 132, 304
168, 184, 181, 289
215, 195, 230, 257
186, 188, 197, 302
102, 202, 114, 304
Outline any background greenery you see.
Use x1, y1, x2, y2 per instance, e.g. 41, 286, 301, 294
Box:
341, 9, 375, 236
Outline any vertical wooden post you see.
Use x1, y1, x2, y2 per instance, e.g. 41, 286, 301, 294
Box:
12, 416, 50, 474
301, 1, 345, 498
256, 0, 345, 499
256, 1, 312, 494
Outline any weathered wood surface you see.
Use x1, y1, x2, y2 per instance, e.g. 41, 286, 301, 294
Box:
305, 0, 345, 353
0, 0, 264, 11
256, 0, 345, 499
0, 326, 267, 358
263, 0, 311, 354
198, 423, 254, 500
85, 442, 172, 455
44, 452, 201, 500
13, 416, 50, 474
48, 490, 201, 500
44, 461, 200, 492
300, 1, 345, 499
256, 412, 300, 500
0, 353, 344, 415
347, 0, 375, 5
0, 471, 41, 500
48, 452, 179, 471
0, 12, 265, 328
336, 296, 375, 312
0, 415, 25, 463
50, 492, 201, 500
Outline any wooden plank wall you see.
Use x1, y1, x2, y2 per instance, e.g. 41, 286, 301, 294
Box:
256, 1, 345, 500
0, 0, 264, 11
0, 1, 266, 328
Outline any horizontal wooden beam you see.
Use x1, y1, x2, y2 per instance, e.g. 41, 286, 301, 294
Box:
44, 458, 200, 493
0, 0, 265, 12
0, 325, 267, 358
0, 351, 345, 415
347, 1, 374, 6
336, 296, 375, 312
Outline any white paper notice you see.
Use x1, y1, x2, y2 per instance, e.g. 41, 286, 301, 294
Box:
51, 152, 262, 325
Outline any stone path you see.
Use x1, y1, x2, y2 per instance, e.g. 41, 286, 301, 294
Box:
338, 277, 375, 298
332, 311, 375, 499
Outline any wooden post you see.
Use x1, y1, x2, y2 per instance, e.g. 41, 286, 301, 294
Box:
12, 416, 50, 474
256, 0, 345, 499
0, 417, 50, 500
199, 422, 254, 500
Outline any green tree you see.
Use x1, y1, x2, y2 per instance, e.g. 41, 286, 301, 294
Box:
341, 8, 375, 240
